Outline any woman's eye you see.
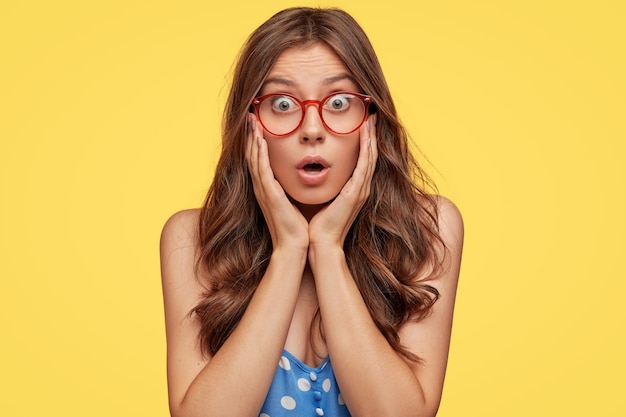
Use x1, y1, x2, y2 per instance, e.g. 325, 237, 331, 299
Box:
326, 94, 352, 111
270, 96, 297, 112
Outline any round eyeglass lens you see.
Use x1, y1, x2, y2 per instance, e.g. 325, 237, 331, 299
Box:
258, 95, 302, 136
321, 93, 366, 134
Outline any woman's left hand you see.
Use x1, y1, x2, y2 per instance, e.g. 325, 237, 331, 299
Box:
308, 114, 378, 250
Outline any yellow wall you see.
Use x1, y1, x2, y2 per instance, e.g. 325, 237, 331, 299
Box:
1, 1, 624, 415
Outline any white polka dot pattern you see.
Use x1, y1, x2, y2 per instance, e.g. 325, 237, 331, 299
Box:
258, 350, 350, 417
297, 378, 311, 391
278, 356, 291, 371
322, 378, 331, 392
280, 395, 296, 410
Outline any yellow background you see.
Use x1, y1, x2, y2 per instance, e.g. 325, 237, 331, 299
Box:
1, 1, 624, 415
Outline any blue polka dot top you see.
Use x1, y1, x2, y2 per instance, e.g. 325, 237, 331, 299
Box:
259, 350, 351, 417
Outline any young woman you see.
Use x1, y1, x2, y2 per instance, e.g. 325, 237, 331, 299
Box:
160, 7, 463, 417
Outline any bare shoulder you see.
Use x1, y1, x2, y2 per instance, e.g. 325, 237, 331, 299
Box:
160, 208, 205, 307
430, 195, 463, 287
415, 194, 464, 256
434, 195, 464, 253
160, 208, 201, 253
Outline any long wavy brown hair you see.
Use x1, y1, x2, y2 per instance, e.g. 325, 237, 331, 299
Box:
193, 7, 444, 362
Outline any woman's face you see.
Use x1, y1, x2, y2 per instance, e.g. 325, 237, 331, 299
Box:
257, 42, 362, 209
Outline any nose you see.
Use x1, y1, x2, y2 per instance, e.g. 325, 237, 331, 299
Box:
300, 104, 325, 142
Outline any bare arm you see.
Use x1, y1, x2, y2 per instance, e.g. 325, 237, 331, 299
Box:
161, 209, 308, 417
309, 197, 463, 417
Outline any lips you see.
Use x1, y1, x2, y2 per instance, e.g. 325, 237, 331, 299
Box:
297, 156, 330, 185
297, 156, 329, 170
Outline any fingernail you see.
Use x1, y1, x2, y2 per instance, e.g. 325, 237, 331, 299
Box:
373, 114, 377, 125
368, 137, 372, 148
366, 120, 370, 130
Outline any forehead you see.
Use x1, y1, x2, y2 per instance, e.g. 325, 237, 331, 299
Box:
263, 42, 356, 91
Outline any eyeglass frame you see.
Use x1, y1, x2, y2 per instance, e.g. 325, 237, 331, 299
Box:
250, 91, 374, 137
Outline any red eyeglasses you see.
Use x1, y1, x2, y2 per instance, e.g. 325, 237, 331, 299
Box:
251, 92, 373, 136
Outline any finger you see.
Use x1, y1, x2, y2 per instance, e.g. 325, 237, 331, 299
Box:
348, 115, 376, 203
352, 116, 375, 197
247, 114, 266, 198
365, 114, 378, 188
362, 120, 375, 198
351, 120, 372, 182
245, 113, 256, 163
246, 113, 258, 182
370, 113, 378, 162
256, 135, 274, 193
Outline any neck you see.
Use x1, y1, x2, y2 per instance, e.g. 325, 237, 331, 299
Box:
293, 200, 330, 221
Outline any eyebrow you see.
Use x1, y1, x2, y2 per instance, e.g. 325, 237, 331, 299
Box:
262, 73, 357, 89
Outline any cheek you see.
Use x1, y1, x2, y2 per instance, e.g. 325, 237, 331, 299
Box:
344, 139, 360, 170
331, 140, 360, 184
265, 141, 291, 179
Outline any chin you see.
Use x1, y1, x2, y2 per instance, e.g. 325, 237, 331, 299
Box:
287, 190, 337, 207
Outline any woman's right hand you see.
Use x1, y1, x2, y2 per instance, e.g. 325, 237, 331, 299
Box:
246, 113, 309, 252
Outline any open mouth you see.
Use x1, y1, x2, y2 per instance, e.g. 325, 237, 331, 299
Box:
297, 156, 330, 177
303, 163, 325, 173
297, 157, 330, 185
